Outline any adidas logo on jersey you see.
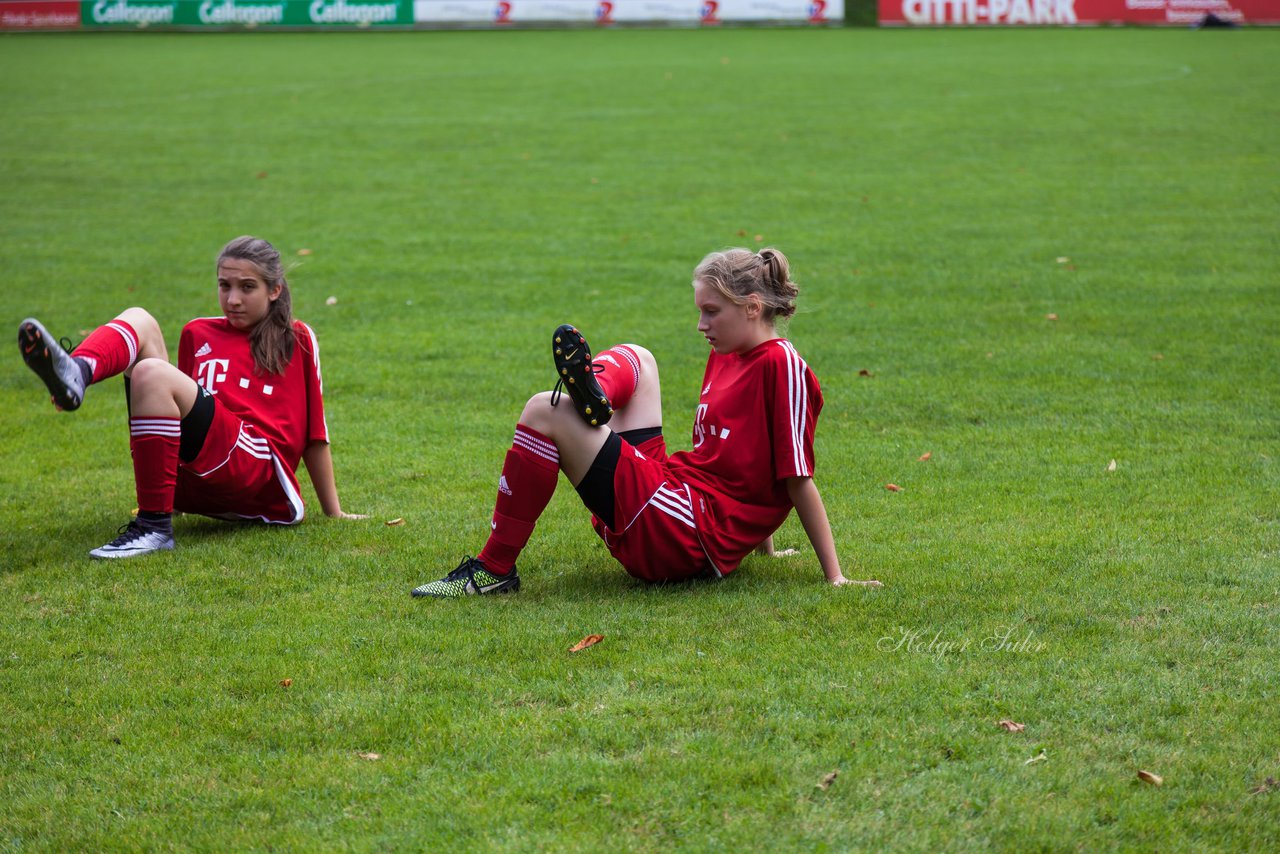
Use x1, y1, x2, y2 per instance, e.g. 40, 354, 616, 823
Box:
498, 475, 512, 496
195, 342, 212, 357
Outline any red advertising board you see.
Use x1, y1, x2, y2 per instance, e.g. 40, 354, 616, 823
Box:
0, 0, 80, 27
879, 0, 1280, 25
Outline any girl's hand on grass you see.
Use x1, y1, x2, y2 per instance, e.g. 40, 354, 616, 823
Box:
829, 574, 882, 588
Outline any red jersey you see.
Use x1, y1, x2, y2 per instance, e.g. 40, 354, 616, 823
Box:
665, 338, 823, 576
177, 317, 328, 474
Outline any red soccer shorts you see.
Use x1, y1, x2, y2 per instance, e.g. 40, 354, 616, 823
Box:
591, 435, 712, 582
174, 398, 304, 525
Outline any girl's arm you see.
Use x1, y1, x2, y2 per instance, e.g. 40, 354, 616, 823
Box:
302, 440, 365, 519
755, 535, 798, 557
785, 476, 881, 587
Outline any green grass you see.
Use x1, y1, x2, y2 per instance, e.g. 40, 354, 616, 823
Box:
2, 27, 1278, 851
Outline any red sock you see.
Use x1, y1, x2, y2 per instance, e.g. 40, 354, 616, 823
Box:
73, 319, 139, 384
593, 345, 642, 410
477, 424, 560, 574
130, 417, 180, 514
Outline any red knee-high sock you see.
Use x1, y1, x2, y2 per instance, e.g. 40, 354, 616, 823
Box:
593, 345, 642, 410
477, 424, 561, 575
130, 417, 180, 515
73, 319, 139, 384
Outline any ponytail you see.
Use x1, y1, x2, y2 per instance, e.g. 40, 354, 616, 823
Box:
693, 246, 799, 324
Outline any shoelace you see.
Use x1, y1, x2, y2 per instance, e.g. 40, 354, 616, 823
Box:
550, 361, 605, 408
106, 521, 145, 546
443, 556, 481, 582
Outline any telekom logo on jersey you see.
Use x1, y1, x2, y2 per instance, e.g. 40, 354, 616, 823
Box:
692, 403, 731, 450
196, 358, 230, 391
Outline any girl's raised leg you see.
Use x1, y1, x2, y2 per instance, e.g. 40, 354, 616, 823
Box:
18, 307, 168, 410
411, 327, 663, 599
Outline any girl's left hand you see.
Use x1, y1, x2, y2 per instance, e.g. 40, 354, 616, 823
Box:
829, 575, 882, 588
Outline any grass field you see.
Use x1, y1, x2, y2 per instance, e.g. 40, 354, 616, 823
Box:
1, 26, 1278, 851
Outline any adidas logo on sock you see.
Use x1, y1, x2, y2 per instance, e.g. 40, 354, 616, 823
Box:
498, 475, 512, 496
195, 342, 212, 357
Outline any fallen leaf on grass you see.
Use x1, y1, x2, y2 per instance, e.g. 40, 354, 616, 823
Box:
997, 720, 1025, 732
385, 518, 405, 527
325, 296, 338, 306
356, 751, 382, 761
736, 229, 746, 237
817, 770, 838, 790
1106, 459, 1117, 472
1152, 353, 1164, 361
569, 635, 604, 653
297, 248, 312, 256
1056, 256, 1070, 264
1248, 776, 1277, 795
1045, 313, 1059, 321
1024, 750, 1047, 765
1137, 770, 1163, 786
858, 369, 873, 377
256, 171, 268, 179
279, 678, 292, 688
885, 483, 902, 492
918, 452, 932, 462
753, 234, 763, 242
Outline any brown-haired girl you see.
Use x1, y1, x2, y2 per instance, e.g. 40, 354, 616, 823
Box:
18, 235, 363, 558
412, 246, 880, 597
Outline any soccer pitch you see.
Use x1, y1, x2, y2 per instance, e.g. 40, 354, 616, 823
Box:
1, 27, 1277, 850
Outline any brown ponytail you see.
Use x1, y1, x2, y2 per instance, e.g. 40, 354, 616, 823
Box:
693, 246, 799, 324
217, 236, 295, 376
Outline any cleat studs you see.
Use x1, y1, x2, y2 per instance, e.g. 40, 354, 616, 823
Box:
590, 419, 598, 426
555, 336, 562, 344
585, 406, 592, 415
568, 377, 575, 384
561, 368, 568, 375
555, 348, 562, 356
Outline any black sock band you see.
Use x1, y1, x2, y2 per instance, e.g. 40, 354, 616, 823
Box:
137, 511, 172, 532
76, 357, 92, 388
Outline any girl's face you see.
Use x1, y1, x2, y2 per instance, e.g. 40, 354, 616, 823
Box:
694, 278, 769, 355
218, 258, 280, 330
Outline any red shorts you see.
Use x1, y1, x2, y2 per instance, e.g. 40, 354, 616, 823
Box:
591, 435, 711, 582
174, 398, 304, 524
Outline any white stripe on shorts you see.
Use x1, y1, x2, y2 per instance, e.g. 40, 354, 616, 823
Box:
650, 484, 695, 528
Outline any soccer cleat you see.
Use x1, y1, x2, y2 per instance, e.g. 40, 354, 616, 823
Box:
550, 324, 613, 427
18, 317, 87, 411
411, 556, 520, 598
88, 520, 175, 559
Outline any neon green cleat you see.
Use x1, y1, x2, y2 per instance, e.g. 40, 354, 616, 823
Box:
411, 556, 520, 598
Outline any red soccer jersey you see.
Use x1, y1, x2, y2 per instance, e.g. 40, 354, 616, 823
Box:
177, 317, 328, 473
665, 338, 823, 575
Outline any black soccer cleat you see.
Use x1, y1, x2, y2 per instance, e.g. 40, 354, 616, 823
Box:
18, 317, 87, 411
550, 324, 613, 427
